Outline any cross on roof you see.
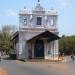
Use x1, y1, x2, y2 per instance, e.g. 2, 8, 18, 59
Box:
38, 0, 40, 3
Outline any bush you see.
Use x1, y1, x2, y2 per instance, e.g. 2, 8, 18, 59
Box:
9, 53, 16, 59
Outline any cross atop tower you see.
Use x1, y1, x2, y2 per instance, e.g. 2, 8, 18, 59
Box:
38, 0, 40, 3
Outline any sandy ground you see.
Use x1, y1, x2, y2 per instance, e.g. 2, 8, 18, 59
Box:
0, 56, 75, 75
0, 68, 7, 75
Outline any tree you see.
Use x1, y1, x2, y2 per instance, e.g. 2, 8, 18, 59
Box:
0, 25, 17, 54
59, 35, 75, 55
0, 31, 11, 54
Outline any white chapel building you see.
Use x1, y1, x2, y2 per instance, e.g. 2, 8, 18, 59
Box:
12, 1, 60, 60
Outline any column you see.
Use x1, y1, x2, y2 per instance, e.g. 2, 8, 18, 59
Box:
44, 39, 49, 59
53, 40, 59, 60
50, 41, 54, 60
18, 41, 26, 59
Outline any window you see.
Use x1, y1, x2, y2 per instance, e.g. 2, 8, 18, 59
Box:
24, 19, 27, 25
51, 19, 53, 25
37, 17, 42, 25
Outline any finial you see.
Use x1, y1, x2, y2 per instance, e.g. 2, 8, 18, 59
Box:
38, 0, 40, 3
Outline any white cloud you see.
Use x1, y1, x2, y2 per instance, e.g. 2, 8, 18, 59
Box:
5, 9, 17, 17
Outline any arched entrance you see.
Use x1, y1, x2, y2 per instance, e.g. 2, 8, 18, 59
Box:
34, 39, 44, 58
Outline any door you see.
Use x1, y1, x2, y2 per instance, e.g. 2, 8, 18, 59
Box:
34, 39, 44, 58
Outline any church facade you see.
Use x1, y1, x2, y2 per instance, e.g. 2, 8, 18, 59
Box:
12, 2, 60, 60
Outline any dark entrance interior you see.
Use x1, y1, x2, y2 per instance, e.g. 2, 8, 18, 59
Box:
34, 39, 44, 58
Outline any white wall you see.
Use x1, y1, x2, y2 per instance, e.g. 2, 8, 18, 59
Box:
44, 40, 59, 60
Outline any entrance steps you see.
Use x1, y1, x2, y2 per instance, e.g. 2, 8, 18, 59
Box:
25, 59, 60, 62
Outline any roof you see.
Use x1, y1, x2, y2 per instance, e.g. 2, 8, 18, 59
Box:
28, 31, 60, 41
11, 31, 19, 41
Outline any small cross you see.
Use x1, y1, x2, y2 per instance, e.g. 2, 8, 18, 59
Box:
38, 0, 40, 3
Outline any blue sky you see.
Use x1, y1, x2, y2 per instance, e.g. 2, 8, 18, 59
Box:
0, 0, 75, 36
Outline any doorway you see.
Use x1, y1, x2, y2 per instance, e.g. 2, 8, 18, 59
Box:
34, 39, 44, 58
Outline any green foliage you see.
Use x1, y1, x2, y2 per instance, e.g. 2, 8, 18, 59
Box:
0, 25, 17, 55
59, 35, 75, 55
0, 32, 11, 54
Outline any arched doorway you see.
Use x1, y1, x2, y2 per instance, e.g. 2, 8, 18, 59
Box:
34, 39, 44, 58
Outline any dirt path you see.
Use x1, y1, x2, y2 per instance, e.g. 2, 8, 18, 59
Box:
0, 68, 7, 75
